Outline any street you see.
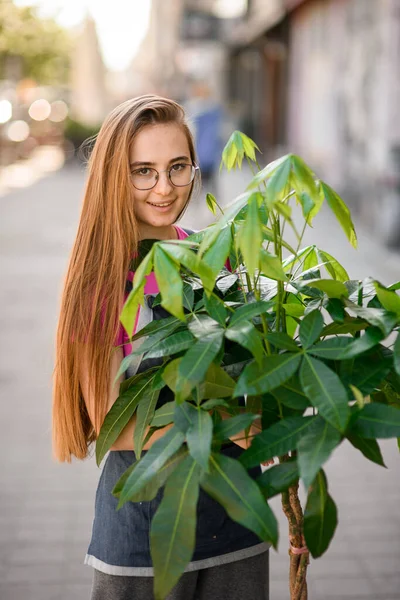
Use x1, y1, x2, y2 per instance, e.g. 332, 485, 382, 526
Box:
0, 163, 400, 600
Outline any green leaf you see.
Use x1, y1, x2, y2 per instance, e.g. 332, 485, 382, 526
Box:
201, 398, 229, 410
304, 469, 338, 558
204, 293, 228, 326
321, 317, 368, 337
151, 401, 176, 428
303, 247, 318, 272
187, 409, 213, 471
394, 332, 400, 377
240, 131, 260, 162
96, 371, 156, 466
120, 282, 145, 339
226, 320, 265, 365
346, 433, 386, 467
266, 156, 292, 199
307, 336, 353, 360
320, 181, 357, 248
118, 426, 185, 508
202, 226, 233, 280
248, 154, 290, 190
134, 389, 160, 459
221, 130, 243, 170
182, 283, 195, 312
265, 332, 300, 352
344, 301, 397, 337
240, 416, 316, 468
229, 300, 274, 326
188, 314, 223, 339
374, 281, 400, 317
238, 192, 263, 277
297, 417, 342, 489
201, 453, 278, 548
153, 247, 184, 321
271, 376, 310, 410
151, 456, 201, 600
162, 358, 193, 399
299, 310, 324, 348
235, 353, 302, 397
203, 362, 236, 398
206, 192, 218, 215
174, 401, 198, 433
300, 355, 350, 432
120, 249, 154, 336
162, 242, 215, 291
317, 249, 349, 282
216, 273, 239, 294
176, 333, 224, 402
343, 348, 392, 395
283, 244, 315, 270
260, 250, 287, 281
257, 460, 299, 498
282, 302, 305, 318
325, 298, 346, 323
144, 330, 195, 359
306, 279, 349, 299
350, 403, 400, 438
113, 447, 188, 501
129, 316, 182, 343
290, 155, 318, 198
332, 327, 385, 360
214, 413, 258, 441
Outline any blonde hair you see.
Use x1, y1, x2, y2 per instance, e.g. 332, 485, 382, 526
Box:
52, 95, 199, 462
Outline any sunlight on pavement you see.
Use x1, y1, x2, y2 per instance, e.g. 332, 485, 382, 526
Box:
0, 146, 65, 197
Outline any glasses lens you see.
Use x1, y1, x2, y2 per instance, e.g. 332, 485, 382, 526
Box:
169, 164, 194, 186
131, 168, 158, 190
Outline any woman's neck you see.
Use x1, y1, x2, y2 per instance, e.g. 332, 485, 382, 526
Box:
138, 224, 178, 240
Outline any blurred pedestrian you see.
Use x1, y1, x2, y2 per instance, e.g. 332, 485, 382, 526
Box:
52, 95, 269, 600
185, 81, 223, 195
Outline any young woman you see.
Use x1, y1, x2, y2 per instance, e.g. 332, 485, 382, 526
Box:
52, 95, 270, 600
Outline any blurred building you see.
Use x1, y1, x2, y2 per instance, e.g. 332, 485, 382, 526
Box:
225, 0, 400, 246
69, 15, 109, 126
128, 0, 184, 98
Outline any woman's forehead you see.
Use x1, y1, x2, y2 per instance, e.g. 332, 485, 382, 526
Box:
130, 123, 190, 164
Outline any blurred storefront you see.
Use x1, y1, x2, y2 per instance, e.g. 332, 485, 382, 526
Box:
223, 0, 400, 246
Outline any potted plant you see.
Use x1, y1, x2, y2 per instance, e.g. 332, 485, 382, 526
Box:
96, 132, 400, 600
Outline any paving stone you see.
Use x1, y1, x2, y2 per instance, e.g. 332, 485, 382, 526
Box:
0, 584, 62, 600
313, 577, 377, 597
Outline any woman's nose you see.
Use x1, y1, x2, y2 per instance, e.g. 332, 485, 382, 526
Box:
154, 171, 173, 195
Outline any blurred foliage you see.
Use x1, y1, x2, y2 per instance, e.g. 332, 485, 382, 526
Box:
63, 117, 100, 158
0, 0, 71, 84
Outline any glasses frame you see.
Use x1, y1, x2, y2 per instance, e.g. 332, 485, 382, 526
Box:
131, 163, 199, 191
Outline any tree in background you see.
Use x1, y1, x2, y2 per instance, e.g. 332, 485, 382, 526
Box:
0, 0, 71, 85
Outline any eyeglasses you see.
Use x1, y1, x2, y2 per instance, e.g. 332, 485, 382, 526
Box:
130, 163, 199, 191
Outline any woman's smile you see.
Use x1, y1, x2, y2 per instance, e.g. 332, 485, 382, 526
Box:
146, 198, 176, 211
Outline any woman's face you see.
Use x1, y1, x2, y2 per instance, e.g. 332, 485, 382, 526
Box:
129, 122, 193, 237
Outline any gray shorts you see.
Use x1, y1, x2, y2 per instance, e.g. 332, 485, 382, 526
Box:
90, 550, 269, 600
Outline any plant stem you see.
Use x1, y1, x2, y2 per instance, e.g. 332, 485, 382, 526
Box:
280, 455, 309, 600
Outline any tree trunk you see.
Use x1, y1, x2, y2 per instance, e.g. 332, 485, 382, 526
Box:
280, 459, 310, 599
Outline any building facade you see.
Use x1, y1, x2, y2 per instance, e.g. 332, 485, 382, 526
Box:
227, 0, 400, 245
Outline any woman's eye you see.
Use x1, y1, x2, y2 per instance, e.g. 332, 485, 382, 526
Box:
171, 163, 185, 172
132, 168, 151, 176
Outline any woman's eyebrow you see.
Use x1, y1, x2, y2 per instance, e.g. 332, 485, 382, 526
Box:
130, 156, 190, 168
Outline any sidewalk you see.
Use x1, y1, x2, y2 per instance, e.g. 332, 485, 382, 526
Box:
0, 164, 399, 600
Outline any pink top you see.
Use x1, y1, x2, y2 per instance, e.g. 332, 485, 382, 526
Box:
116, 225, 190, 356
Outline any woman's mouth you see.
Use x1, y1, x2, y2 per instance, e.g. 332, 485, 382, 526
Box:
146, 199, 176, 212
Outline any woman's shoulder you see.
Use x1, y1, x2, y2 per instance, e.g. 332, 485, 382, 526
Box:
174, 225, 196, 239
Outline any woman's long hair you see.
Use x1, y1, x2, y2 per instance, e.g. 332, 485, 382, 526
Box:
53, 95, 199, 462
